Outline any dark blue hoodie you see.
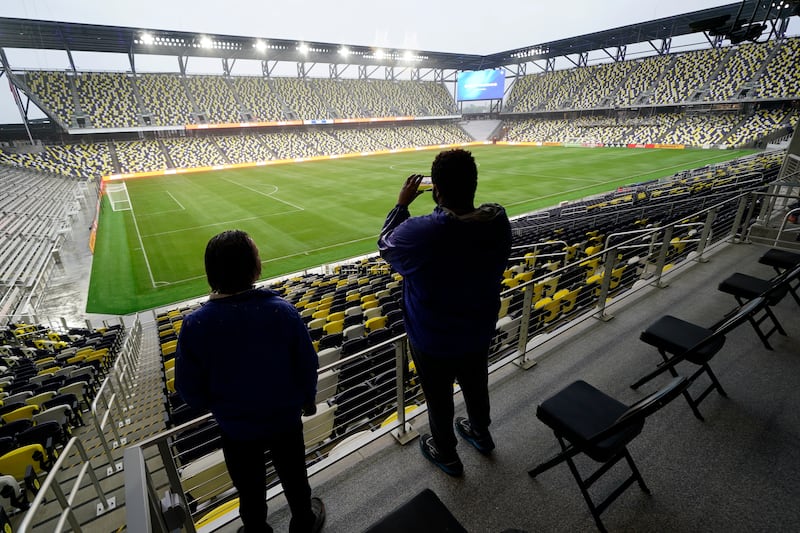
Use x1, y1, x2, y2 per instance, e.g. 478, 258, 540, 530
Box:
175, 288, 318, 440
379, 203, 511, 357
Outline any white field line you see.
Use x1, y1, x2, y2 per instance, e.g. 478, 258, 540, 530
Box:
504, 153, 740, 208
222, 178, 306, 211
127, 199, 159, 288
166, 191, 185, 210
142, 209, 300, 238
149, 151, 741, 286
132, 190, 186, 216
162, 234, 380, 286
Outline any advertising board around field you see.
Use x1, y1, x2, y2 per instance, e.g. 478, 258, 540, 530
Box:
626, 143, 685, 149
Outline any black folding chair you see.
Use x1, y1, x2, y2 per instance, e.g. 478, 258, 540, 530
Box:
363, 488, 468, 533
717, 264, 800, 349
632, 297, 768, 420
758, 248, 800, 305
529, 376, 688, 533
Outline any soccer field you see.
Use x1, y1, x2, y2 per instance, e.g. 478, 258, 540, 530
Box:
87, 145, 757, 314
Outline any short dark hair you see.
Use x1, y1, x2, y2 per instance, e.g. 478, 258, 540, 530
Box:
431, 149, 478, 208
204, 230, 261, 294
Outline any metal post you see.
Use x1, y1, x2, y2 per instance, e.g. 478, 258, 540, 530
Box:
391, 338, 417, 444
651, 226, 673, 289
729, 194, 750, 243
694, 208, 717, 262
514, 285, 536, 369
594, 250, 617, 321
157, 439, 196, 533
76, 439, 115, 508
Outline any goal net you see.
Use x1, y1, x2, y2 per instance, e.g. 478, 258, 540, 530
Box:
106, 182, 132, 212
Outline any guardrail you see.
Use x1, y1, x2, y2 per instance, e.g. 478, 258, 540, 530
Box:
11, 316, 144, 530
121, 186, 788, 532
16, 437, 116, 533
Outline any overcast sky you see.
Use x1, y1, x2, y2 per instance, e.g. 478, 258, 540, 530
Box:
0, 1, 796, 123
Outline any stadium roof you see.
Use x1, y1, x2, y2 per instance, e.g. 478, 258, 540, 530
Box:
0, 1, 797, 72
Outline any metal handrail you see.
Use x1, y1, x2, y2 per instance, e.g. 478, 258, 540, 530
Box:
17, 437, 115, 533
126, 180, 796, 531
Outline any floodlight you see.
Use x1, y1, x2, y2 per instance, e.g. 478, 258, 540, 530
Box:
200, 36, 213, 49
140, 32, 154, 45
254, 40, 267, 52
298, 43, 309, 54
375, 49, 385, 60
340, 46, 350, 56
403, 50, 414, 62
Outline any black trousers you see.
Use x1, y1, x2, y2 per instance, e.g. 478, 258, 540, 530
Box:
221, 422, 314, 533
410, 344, 491, 458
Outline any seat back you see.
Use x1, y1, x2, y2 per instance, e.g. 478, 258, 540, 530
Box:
179, 449, 231, 510
302, 402, 337, 448
32, 404, 70, 428
764, 263, 800, 303
0, 444, 47, 479
675, 296, 769, 364
315, 369, 340, 404
1, 405, 39, 424
709, 296, 769, 338
614, 376, 689, 430
25, 392, 56, 409
317, 347, 342, 369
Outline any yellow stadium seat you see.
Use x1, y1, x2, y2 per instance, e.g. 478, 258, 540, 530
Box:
365, 316, 388, 333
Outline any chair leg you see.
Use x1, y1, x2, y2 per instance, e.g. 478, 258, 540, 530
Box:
564, 455, 609, 533
541, 435, 652, 533
701, 363, 727, 398
528, 442, 582, 478
623, 449, 650, 495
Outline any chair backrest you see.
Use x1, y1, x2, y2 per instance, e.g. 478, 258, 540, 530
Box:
1, 405, 39, 424
3, 392, 33, 406
614, 376, 689, 429
302, 402, 337, 449
179, 448, 231, 508
710, 296, 768, 338
341, 337, 369, 357
315, 369, 340, 404
365, 316, 388, 333
69, 366, 96, 384
317, 347, 342, 369
32, 404, 70, 427
677, 296, 769, 362
58, 381, 88, 399
0, 443, 47, 479
16, 420, 64, 450
0, 419, 33, 440
318, 332, 343, 350
343, 323, 365, 341
25, 391, 56, 409
763, 263, 800, 303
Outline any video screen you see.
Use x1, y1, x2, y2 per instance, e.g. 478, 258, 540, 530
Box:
456, 69, 505, 101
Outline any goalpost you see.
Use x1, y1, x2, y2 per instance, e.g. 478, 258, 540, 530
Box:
105, 181, 132, 212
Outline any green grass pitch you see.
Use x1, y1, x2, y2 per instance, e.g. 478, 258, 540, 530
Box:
87, 145, 757, 314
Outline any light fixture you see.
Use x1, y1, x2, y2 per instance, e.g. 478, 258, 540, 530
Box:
140, 32, 154, 45
254, 40, 267, 52
340, 46, 350, 56
199, 36, 213, 49
298, 43, 309, 54
375, 49, 385, 60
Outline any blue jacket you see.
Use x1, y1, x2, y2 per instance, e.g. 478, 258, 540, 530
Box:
175, 288, 318, 440
379, 203, 511, 357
